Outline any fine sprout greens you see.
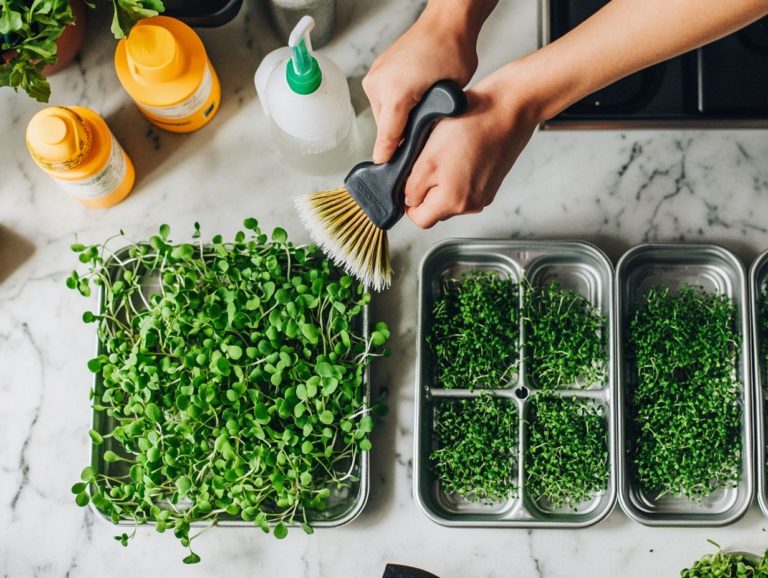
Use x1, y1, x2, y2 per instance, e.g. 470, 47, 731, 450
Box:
525, 395, 608, 509
628, 284, 741, 500
430, 394, 518, 503
681, 541, 768, 578
68, 219, 389, 563
428, 271, 519, 390
524, 280, 607, 389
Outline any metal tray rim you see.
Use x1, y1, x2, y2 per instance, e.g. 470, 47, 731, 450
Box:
414, 238, 617, 528
615, 242, 754, 526
749, 249, 768, 519
87, 244, 371, 529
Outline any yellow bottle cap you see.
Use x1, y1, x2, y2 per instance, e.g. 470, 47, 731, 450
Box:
26, 107, 92, 170
126, 24, 184, 84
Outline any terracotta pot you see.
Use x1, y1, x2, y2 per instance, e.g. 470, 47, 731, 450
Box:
44, 0, 87, 75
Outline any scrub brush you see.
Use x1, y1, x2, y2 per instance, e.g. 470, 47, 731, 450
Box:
295, 80, 467, 291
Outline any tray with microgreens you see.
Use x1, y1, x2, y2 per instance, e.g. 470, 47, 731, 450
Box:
616, 243, 753, 527
414, 239, 616, 528
66, 219, 390, 563
749, 249, 768, 520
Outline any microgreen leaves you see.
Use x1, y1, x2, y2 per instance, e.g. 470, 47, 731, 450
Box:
525, 396, 608, 509
69, 220, 389, 562
628, 285, 742, 500
524, 281, 606, 389
430, 394, 518, 503
428, 271, 519, 389
681, 542, 768, 578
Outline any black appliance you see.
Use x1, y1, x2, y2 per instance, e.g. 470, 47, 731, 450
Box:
542, 0, 768, 128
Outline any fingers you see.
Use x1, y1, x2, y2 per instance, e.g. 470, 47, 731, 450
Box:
403, 156, 435, 208
405, 186, 483, 229
371, 101, 412, 164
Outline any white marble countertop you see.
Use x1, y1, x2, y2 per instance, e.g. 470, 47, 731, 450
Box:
2, 1, 768, 576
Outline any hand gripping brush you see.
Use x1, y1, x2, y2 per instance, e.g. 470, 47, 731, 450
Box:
295, 80, 467, 291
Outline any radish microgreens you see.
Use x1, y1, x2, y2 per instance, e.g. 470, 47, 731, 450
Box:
681, 541, 768, 577
628, 285, 741, 500
68, 219, 389, 563
430, 394, 518, 503
525, 395, 608, 509
428, 271, 519, 389
524, 281, 606, 389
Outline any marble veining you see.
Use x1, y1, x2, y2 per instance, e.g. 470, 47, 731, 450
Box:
2, 0, 768, 576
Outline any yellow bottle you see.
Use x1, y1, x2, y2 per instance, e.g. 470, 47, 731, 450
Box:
26, 106, 135, 208
114, 16, 221, 133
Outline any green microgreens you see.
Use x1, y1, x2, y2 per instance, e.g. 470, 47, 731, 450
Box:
68, 219, 389, 563
759, 284, 768, 385
525, 395, 608, 509
681, 541, 768, 578
428, 271, 519, 389
628, 284, 741, 500
524, 280, 606, 389
429, 394, 518, 503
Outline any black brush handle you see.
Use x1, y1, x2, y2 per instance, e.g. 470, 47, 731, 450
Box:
345, 80, 467, 230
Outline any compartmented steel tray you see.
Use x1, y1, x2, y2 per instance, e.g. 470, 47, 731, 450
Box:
616, 243, 753, 526
414, 240, 616, 528
89, 245, 370, 528
750, 250, 768, 519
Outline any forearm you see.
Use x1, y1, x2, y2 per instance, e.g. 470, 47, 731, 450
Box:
421, 0, 499, 44
501, 0, 768, 121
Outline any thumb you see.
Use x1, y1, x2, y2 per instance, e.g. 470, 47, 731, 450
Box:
372, 101, 412, 164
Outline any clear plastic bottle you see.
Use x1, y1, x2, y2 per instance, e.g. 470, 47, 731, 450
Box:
255, 15, 357, 175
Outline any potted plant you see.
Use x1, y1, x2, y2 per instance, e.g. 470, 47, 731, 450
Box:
0, 0, 164, 103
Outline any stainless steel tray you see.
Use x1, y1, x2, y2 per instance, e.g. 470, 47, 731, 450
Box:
89, 245, 370, 528
750, 249, 768, 519
414, 239, 616, 528
616, 243, 753, 526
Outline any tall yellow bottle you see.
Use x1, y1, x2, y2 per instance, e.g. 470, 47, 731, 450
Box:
115, 16, 221, 133
26, 106, 135, 208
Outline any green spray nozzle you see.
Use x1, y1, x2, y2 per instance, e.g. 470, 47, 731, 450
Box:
286, 16, 322, 95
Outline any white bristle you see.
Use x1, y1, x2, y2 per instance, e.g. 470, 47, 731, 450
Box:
295, 190, 392, 292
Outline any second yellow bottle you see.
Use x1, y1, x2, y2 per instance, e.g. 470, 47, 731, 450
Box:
115, 16, 221, 133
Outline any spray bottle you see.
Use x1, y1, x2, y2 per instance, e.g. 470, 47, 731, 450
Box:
255, 16, 356, 175
26, 106, 135, 208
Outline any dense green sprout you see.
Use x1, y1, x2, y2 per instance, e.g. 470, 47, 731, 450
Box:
524, 281, 607, 389
429, 271, 519, 390
525, 395, 608, 509
68, 219, 389, 563
430, 394, 518, 503
628, 284, 741, 500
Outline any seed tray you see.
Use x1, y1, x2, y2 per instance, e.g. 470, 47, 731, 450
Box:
749, 249, 768, 519
414, 239, 616, 528
88, 245, 370, 529
616, 243, 753, 526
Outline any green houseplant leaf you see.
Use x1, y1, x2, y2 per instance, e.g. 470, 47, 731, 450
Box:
0, 0, 164, 102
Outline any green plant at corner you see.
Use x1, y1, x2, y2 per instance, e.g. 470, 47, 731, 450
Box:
0, 0, 75, 102
681, 541, 768, 577
106, 0, 164, 39
0, 0, 163, 102
67, 219, 389, 563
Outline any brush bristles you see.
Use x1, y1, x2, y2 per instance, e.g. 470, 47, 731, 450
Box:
295, 187, 392, 291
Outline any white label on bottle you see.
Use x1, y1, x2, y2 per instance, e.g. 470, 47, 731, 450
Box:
138, 64, 214, 120
58, 133, 127, 200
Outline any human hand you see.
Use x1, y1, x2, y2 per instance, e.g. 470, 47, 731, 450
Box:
403, 72, 540, 229
363, 1, 497, 164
